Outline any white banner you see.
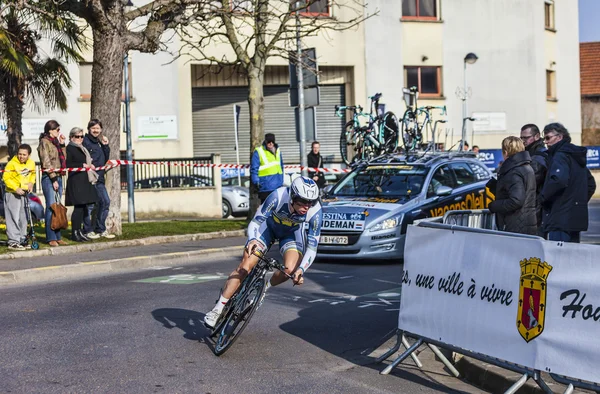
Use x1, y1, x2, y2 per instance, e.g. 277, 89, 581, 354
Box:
399, 225, 600, 384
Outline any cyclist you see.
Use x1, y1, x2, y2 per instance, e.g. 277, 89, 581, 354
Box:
204, 176, 322, 328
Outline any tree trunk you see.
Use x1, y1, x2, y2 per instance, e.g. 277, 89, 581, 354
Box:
4, 77, 24, 159
90, 29, 125, 234
247, 66, 266, 220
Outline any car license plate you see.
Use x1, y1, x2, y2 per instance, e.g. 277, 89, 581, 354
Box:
320, 236, 348, 245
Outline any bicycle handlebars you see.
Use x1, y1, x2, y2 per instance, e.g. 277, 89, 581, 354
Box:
251, 249, 298, 285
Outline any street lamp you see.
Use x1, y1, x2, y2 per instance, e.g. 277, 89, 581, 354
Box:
461, 52, 478, 151
124, 0, 135, 222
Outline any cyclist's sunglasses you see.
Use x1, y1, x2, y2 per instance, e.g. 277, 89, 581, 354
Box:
292, 197, 317, 207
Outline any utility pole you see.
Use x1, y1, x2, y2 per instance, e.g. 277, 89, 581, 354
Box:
124, 53, 135, 223
296, 1, 307, 176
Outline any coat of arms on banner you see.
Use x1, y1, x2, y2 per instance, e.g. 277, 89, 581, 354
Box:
517, 258, 553, 342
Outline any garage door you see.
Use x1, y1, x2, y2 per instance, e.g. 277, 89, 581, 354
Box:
191, 85, 346, 165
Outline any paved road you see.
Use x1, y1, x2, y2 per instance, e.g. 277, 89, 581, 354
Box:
0, 254, 485, 394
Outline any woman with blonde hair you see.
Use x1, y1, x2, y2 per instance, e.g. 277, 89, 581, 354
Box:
488, 136, 537, 235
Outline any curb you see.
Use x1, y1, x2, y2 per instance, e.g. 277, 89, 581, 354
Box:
455, 356, 550, 394
0, 245, 245, 286
0, 229, 246, 260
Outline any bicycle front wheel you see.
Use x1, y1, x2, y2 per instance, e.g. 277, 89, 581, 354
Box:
213, 277, 266, 356
340, 121, 356, 166
401, 109, 418, 152
382, 111, 399, 154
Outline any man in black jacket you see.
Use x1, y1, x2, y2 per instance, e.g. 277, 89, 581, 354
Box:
307, 141, 325, 189
520, 124, 548, 233
82, 119, 115, 239
539, 123, 596, 243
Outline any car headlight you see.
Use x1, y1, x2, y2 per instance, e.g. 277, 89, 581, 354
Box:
369, 214, 403, 232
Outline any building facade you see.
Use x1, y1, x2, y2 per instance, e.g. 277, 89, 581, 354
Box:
2, 0, 580, 164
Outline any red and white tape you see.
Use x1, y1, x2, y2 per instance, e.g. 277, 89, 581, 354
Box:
3, 159, 350, 174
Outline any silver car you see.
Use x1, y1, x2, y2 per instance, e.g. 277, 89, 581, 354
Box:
222, 177, 250, 218
317, 152, 493, 261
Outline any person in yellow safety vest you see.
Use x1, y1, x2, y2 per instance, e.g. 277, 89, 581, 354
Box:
251, 133, 284, 203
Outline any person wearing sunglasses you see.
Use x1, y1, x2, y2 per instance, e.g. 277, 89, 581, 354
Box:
520, 123, 549, 234
65, 127, 99, 242
204, 176, 322, 328
538, 123, 596, 243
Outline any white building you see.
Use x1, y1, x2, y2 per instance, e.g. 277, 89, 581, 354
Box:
4, 0, 580, 163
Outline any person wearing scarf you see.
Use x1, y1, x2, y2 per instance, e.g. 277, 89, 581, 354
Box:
65, 127, 99, 242
37, 120, 68, 246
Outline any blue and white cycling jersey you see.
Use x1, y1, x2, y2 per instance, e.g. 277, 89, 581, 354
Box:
247, 186, 322, 272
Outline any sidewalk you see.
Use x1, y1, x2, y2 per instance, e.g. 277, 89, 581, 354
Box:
0, 231, 247, 285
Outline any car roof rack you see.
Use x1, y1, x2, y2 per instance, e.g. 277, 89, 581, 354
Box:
367, 151, 478, 166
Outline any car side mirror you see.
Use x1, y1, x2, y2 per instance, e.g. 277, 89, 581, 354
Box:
322, 185, 333, 197
435, 186, 453, 196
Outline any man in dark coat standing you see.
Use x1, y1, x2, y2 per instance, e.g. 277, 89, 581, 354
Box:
82, 119, 115, 239
539, 123, 597, 243
488, 136, 537, 235
520, 124, 548, 233
307, 141, 326, 189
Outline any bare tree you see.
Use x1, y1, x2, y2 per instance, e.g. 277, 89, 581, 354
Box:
177, 0, 370, 217
24, 0, 206, 234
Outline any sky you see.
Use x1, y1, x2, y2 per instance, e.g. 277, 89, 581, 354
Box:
579, 0, 600, 42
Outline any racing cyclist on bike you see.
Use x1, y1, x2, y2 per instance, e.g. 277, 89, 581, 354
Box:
204, 176, 322, 328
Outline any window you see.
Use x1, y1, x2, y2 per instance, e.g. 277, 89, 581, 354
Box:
544, 0, 555, 30
79, 62, 133, 100
450, 163, 476, 186
402, 0, 438, 20
427, 165, 455, 197
299, 0, 330, 16
405, 66, 442, 97
546, 70, 556, 100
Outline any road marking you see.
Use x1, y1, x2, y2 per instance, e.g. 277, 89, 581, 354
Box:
144, 266, 171, 270
339, 276, 354, 279
374, 279, 402, 285
134, 274, 227, 284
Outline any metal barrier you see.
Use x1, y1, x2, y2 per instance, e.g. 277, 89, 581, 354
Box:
376, 213, 600, 394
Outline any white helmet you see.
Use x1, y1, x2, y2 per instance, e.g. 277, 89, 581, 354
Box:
290, 176, 319, 205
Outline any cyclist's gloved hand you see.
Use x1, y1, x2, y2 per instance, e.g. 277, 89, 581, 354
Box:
292, 270, 304, 286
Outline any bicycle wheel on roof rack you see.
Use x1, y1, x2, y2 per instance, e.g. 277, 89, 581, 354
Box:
381, 111, 399, 154
401, 109, 419, 152
340, 121, 356, 166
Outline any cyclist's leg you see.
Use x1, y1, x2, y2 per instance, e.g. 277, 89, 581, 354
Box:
221, 232, 272, 299
270, 230, 304, 286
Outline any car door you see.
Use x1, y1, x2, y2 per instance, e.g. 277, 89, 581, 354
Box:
418, 164, 459, 219
449, 161, 487, 210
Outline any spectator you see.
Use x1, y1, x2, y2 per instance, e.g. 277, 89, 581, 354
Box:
539, 123, 596, 243
472, 145, 480, 154
65, 128, 99, 242
307, 141, 326, 189
251, 133, 284, 203
520, 123, 548, 233
37, 120, 67, 247
463, 141, 470, 151
82, 119, 114, 239
488, 136, 537, 235
2, 144, 35, 250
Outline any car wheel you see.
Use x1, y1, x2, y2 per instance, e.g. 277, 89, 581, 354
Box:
222, 199, 232, 218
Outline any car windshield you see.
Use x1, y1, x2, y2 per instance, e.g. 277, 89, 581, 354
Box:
331, 165, 428, 198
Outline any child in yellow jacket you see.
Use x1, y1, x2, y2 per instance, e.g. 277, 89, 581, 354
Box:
2, 144, 36, 250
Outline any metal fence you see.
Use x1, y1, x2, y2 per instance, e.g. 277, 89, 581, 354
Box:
119, 156, 216, 190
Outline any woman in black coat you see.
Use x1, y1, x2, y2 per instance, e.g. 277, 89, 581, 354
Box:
65, 127, 98, 242
488, 136, 537, 235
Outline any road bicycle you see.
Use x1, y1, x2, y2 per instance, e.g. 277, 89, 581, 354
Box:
400, 87, 447, 152
335, 93, 399, 166
209, 250, 293, 356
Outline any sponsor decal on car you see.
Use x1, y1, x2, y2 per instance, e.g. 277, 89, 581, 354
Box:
428, 188, 494, 217
322, 212, 366, 230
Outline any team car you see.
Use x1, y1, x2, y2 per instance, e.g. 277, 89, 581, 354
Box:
317, 152, 494, 261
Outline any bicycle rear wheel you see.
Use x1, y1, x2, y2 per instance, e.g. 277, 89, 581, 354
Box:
340, 121, 356, 166
382, 112, 399, 154
213, 277, 266, 356
401, 109, 418, 152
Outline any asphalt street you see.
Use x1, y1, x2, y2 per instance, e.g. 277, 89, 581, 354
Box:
582, 199, 600, 243
0, 254, 486, 394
